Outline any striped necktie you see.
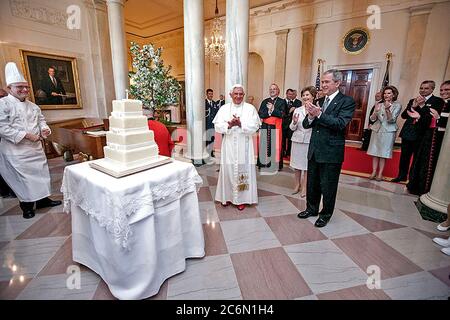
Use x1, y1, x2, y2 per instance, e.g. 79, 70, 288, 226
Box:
322, 96, 330, 112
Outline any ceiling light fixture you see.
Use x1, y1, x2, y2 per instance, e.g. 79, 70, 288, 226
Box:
204, 0, 225, 64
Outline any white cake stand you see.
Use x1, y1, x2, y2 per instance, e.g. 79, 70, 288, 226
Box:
89, 156, 173, 178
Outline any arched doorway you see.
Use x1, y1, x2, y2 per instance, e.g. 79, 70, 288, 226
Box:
248, 52, 264, 109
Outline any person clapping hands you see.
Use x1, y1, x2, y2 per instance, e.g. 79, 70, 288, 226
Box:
292, 112, 300, 125
266, 101, 274, 115
304, 100, 322, 120
228, 114, 241, 128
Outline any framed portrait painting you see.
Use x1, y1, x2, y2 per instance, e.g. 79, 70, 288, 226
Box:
342, 27, 370, 55
20, 50, 82, 110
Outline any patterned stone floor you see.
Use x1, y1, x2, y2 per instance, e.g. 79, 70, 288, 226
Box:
0, 155, 449, 300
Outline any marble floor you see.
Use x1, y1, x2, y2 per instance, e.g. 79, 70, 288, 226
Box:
0, 155, 449, 300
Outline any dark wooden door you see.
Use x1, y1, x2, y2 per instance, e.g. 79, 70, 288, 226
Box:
338, 69, 373, 141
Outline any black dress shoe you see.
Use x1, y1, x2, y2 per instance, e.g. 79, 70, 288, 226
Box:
314, 217, 329, 228
22, 209, 35, 219
36, 197, 62, 209
297, 210, 318, 219
391, 177, 406, 183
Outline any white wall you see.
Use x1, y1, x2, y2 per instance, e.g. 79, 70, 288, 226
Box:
0, 0, 114, 122
249, 32, 277, 97
313, 10, 406, 95
313, 10, 410, 128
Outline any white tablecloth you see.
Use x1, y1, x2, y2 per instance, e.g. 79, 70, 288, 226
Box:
61, 160, 205, 300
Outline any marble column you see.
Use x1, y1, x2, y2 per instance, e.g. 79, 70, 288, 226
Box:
299, 24, 317, 90
418, 128, 450, 220
398, 4, 433, 106
106, 0, 128, 100
86, 0, 115, 117
274, 29, 289, 94
225, 0, 249, 100
183, 0, 207, 164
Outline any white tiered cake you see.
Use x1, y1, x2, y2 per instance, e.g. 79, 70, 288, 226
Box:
89, 99, 172, 177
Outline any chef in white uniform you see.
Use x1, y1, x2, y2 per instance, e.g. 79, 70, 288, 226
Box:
0, 62, 61, 219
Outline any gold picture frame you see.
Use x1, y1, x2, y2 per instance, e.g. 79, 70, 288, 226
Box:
20, 50, 82, 110
342, 27, 370, 55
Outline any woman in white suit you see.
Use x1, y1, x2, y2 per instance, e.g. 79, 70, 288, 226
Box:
289, 86, 316, 196
367, 85, 402, 181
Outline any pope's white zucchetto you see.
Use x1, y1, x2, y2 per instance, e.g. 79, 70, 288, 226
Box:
229, 84, 244, 94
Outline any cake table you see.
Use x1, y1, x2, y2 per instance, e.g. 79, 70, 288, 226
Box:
61, 159, 205, 300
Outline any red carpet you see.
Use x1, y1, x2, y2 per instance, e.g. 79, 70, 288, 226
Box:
341, 145, 401, 179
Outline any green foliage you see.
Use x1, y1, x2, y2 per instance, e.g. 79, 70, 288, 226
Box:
129, 42, 181, 111
158, 117, 172, 126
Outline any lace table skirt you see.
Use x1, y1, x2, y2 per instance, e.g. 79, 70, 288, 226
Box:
61, 160, 203, 249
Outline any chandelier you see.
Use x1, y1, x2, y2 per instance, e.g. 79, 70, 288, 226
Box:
204, 0, 225, 64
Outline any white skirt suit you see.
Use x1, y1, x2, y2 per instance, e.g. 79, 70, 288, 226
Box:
289, 106, 312, 170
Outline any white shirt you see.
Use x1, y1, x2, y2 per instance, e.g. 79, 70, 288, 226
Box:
323, 90, 340, 109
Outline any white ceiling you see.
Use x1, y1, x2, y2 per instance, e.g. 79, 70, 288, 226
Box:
124, 0, 281, 38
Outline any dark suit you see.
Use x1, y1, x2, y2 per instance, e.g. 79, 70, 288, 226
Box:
396, 95, 444, 180
216, 99, 225, 107
205, 99, 220, 157
40, 75, 66, 104
257, 97, 287, 171
406, 96, 444, 194
283, 98, 302, 157
302, 91, 356, 221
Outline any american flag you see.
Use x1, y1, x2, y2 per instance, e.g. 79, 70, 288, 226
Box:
315, 60, 321, 90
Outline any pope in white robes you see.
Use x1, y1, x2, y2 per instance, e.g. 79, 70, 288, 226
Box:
213, 84, 260, 211
0, 62, 61, 219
